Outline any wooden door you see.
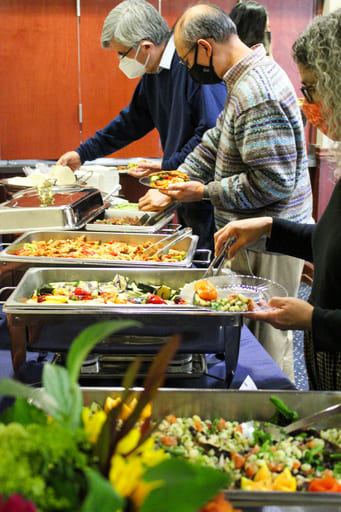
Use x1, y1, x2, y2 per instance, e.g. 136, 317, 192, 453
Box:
0, 0, 80, 159
78, 0, 161, 160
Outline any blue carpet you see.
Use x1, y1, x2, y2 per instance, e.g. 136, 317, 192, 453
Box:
293, 282, 311, 390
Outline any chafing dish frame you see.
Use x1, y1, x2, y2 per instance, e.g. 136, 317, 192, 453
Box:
81, 387, 341, 507
0, 229, 201, 268
4, 267, 242, 381
0, 187, 107, 234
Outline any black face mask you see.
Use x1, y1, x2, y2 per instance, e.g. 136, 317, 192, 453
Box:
188, 44, 222, 85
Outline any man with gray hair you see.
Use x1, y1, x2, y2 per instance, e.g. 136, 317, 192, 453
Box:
142, 3, 313, 380
57, 0, 227, 252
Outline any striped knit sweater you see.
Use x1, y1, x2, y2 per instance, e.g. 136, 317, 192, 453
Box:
179, 45, 312, 230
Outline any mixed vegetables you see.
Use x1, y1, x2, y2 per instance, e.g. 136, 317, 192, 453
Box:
151, 414, 341, 493
26, 274, 186, 305
193, 280, 254, 312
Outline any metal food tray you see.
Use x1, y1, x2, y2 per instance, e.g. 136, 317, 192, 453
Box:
0, 187, 107, 234
85, 209, 175, 234
0, 230, 200, 268
4, 266, 237, 320
81, 388, 341, 507
4, 267, 241, 368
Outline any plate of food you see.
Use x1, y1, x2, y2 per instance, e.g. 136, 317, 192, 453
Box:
180, 274, 288, 313
139, 170, 190, 189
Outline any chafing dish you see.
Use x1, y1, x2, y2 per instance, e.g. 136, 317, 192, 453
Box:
4, 267, 241, 381
0, 229, 203, 268
85, 208, 176, 234
81, 387, 341, 507
0, 187, 107, 234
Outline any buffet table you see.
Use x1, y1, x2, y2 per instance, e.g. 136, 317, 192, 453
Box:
0, 306, 295, 389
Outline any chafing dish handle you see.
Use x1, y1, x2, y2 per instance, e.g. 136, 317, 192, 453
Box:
191, 249, 211, 267
0, 286, 15, 304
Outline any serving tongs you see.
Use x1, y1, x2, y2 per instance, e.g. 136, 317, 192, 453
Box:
138, 201, 179, 227
254, 403, 341, 447
202, 237, 236, 279
142, 227, 192, 257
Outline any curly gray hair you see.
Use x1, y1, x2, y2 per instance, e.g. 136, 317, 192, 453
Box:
292, 9, 341, 173
101, 0, 170, 49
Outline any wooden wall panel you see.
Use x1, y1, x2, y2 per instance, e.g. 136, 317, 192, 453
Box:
0, 0, 80, 160
0, 0, 318, 161
78, 0, 160, 160
162, 0, 315, 96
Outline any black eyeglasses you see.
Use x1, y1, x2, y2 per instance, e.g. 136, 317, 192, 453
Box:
118, 47, 133, 60
179, 43, 197, 68
300, 84, 316, 104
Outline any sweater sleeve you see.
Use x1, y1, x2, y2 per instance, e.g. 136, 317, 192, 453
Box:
312, 307, 341, 352
162, 83, 226, 170
206, 101, 302, 211
266, 217, 315, 262
76, 79, 154, 163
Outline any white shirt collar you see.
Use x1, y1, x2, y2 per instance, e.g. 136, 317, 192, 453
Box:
159, 35, 175, 70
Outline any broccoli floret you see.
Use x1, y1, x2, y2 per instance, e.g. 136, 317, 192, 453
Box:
0, 422, 93, 511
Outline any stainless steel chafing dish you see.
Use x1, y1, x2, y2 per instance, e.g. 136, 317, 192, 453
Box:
0, 229, 204, 268
85, 209, 177, 234
82, 388, 341, 507
4, 267, 241, 382
0, 186, 107, 234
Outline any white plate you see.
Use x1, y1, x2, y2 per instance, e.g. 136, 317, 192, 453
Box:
180, 274, 288, 314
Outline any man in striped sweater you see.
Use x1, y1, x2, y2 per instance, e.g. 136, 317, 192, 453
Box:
143, 4, 313, 381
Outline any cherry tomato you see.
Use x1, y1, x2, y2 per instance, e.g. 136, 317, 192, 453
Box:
146, 294, 167, 304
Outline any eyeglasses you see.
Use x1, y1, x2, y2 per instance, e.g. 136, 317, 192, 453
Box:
179, 43, 197, 68
118, 47, 133, 60
300, 84, 316, 104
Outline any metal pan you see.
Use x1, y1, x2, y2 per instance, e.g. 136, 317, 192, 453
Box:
0, 188, 107, 234
0, 229, 200, 268
4, 267, 241, 358
85, 209, 175, 234
81, 388, 341, 507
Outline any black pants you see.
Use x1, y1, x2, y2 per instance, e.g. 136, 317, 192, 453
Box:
177, 201, 216, 256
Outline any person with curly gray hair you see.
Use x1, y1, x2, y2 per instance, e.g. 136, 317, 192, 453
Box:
215, 9, 341, 390
57, 0, 227, 253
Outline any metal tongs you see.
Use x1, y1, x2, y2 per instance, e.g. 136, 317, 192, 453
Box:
202, 237, 236, 279
138, 201, 179, 227
142, 227, 192, 257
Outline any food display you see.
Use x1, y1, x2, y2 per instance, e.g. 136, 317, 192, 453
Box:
13, 234, 187, 262
193, 279, 254, 312
152, 414, 341, 493
94, 215, 141, 226
141, 170, 189, 189
25, 274, 186, 305
6, 165, 76, 188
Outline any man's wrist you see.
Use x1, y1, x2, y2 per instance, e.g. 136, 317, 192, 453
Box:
202, 185, 210, 200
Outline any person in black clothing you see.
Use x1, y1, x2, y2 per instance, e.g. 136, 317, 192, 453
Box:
57, 0, 227, 253
214, 9, 341, 390
229, 1, 271, 55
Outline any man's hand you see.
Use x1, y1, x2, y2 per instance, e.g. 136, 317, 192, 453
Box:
245, 297, 314, 331
138, 189, 172, 211
128, 161, 161, 178
56, 151, 82, 171
161, 181, 205, 202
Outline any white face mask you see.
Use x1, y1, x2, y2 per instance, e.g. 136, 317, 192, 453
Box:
118, 45, 150, 79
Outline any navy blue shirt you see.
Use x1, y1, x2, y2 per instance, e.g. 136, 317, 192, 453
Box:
76, 49, 227, 169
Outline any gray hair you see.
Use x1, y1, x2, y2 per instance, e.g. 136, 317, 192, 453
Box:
101, 0, 170, 49
178, 4, 237, 49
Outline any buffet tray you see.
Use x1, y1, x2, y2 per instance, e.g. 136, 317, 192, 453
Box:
0, 229, 199, 268
0, 187, 107, 234
82, 388, 341, 507
85, 209, 175, 234
4, 267, 241, 358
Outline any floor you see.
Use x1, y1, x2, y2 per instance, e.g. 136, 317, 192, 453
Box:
293, 282, 311, 390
